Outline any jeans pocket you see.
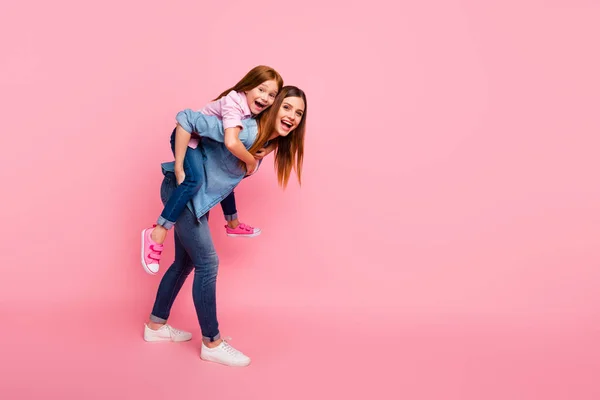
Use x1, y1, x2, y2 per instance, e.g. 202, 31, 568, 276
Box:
160, 174, 176, 205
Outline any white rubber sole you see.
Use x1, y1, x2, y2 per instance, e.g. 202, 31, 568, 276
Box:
226, 229, 262, 238
143, 325, 191, 342
144, 333, 191, 342
200, 353, 251, 367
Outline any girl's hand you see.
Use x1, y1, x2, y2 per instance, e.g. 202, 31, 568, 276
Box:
245, 158, 258, 176
175, 167, 186, 185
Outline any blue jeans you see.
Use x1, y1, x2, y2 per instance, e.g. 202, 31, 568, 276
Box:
220, 191, 238, 221
157, 129, 238, 229
150, 172, 221, 342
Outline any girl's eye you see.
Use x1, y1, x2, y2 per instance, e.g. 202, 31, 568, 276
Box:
269, 94, 276, 98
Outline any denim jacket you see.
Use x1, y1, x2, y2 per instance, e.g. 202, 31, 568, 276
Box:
161, 109, 259, 221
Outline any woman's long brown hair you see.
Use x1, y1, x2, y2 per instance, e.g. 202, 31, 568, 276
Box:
214, 65, 284, 101
247, 86, 307, 188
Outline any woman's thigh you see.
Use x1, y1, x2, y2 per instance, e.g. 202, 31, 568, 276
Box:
161, 173, 218, 266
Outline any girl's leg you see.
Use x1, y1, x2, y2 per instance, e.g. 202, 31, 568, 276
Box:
153, 134, 204, 243
220, 191, 262, 238
220, 191, 239, 227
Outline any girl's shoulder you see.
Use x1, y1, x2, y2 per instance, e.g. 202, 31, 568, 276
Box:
225, 90, 247, 103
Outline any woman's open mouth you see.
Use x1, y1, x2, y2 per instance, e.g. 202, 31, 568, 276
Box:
280, 119, 293, 132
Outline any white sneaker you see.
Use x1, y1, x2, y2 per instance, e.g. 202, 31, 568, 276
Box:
200, 339, 251, 367
143, 323, 192, 342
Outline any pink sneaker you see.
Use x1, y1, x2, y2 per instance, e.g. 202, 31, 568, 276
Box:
141, 225, 163, 275
225, 223, 261, 238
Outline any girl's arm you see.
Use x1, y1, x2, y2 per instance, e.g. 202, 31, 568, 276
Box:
225, 127, 257, 173
221, 92, 258, 173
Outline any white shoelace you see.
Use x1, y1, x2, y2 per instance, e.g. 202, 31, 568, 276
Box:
220, 338, 242, 357
166, 325, 185, 336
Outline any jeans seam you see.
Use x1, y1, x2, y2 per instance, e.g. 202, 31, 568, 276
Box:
201, 262, 218, 340
162, 266, 188, 319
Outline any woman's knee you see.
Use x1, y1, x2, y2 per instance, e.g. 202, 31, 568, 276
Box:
172, 258, 194, 276
192, 251, 218, 275
200, 251, 219, 271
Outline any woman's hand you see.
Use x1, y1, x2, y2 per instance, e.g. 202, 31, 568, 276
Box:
254, 148, 268, 160
254, 144, 275, 160
175, 167, 186, 185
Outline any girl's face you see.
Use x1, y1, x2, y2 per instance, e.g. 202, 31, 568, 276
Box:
245, 80, 279, 115
275, 96, 305, 137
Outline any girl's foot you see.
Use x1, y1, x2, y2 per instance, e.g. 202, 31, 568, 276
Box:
143, 323, 192, 342
141, 225, 163, 275
200, 339, 251, 367
224, 222, 261, 238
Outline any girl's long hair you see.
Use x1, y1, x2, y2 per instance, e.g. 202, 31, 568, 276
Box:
214, 65, 284, 101
247, 86, 307, 188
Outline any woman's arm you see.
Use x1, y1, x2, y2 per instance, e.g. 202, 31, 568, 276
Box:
173, 124, 191, 178
255, 141, 276, 160
176, 109, 217, 137
176, 109, 239, 141
264, 142, 276, 155
176, 109, 259, 173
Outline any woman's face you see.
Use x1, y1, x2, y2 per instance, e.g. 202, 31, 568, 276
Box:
275, 96, 305, 137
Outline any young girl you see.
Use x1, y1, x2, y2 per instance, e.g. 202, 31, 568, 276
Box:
141, 66, 283, 275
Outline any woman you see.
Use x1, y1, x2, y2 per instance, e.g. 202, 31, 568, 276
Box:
143, 86, 307, 367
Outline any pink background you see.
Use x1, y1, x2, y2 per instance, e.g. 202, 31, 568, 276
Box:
1, 0, 599, 399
